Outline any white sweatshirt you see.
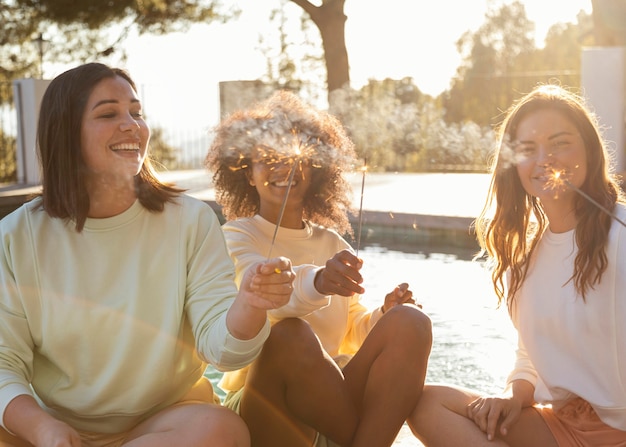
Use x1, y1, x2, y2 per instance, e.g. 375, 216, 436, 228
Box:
219, 215, 382, 392
507, 204, 626, 430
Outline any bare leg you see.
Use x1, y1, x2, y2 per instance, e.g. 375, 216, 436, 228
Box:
240, 318, 359, 447
408, 384, 559, 447
123, 402, 249, 447
342, 305, 432, 447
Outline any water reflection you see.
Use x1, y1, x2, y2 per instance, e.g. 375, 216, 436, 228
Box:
358, 245, 516, 395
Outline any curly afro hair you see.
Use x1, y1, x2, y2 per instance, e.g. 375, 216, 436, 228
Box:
205, 90, 358, 236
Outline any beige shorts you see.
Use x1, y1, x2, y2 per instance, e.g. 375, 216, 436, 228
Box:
537, 398, 626, 446
224, 388, 339, 447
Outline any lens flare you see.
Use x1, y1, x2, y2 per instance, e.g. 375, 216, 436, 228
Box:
544, 167, 626, 228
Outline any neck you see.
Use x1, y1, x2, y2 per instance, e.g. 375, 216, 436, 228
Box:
259, 204, 304, 229
86, 177, 137, 218
541, 198, 577, 233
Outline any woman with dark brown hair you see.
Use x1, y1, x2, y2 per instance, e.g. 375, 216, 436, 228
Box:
0, 62, 295, 447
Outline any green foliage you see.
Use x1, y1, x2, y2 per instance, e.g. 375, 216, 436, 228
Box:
330, 78, 494, 172
444, 1, 587, 127
0, 130, 17, 184
0, 1, 234, 86
149, 127, 179, 170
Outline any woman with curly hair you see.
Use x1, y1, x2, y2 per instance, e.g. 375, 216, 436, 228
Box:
206, 90, 432, 447
409, 85, 626, 446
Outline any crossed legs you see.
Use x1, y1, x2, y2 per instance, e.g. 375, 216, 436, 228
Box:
240, 304, 432, 447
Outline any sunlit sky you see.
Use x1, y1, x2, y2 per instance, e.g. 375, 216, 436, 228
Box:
75, 0, 592, 129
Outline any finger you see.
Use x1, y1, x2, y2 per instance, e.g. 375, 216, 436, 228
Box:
335, 249, 362, 268
324, 278, 363, 296
326, 257, 363, 285
486, 408, 501, 441
499, 410, 517, 437
260, 257, 291, 275
253, 273, 294, 290
251, 284, 293, 305
321, 264, 363, 294
398, 289, 413, 302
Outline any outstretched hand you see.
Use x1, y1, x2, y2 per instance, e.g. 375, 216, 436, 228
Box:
239, 256, 295, 311
313, 249, 364, 297
381, 282, 416, 313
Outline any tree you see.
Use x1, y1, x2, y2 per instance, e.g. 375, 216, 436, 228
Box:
289, 0, 350, 98
149, 127, 179, 170
0, 1, 233, 88
444, 1, 589, 127
2, 0, 351, 104
444, 1, 536, 126
258, 0, 326, 104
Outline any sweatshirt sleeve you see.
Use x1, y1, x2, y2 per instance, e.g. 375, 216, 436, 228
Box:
223, 223, 331, 318
505, 310, 538, 391
339, 296, 381, 355
0, 211, 36, 430
183, 200, 269, 371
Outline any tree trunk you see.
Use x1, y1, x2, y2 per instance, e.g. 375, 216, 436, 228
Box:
290, 0, 350, 101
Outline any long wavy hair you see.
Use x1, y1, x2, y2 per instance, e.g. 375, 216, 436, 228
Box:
475, 85, 624, 310
205, 90, 357, 236
37, 62, 183, 231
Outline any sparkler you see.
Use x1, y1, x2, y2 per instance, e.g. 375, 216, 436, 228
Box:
355, 158, 367, 257
267, 152, 300, 260
548, 169, 626, 228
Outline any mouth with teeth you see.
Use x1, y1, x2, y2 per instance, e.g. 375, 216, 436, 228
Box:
270, 178, 299, 188
110, 143, 140, 152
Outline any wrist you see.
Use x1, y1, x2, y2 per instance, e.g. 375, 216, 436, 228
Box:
314, 268, 325, 295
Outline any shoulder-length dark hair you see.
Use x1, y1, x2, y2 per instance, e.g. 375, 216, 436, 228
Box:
475, 84, 624, 309
37, 62, 182, 231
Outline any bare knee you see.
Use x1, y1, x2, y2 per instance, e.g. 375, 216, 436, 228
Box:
262, 318, 320, 359
127, 404, 249, 447
381, 305, 433, 352
200, 406, 250, 447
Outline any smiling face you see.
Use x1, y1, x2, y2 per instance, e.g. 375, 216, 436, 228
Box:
80, 75, 150, 188
248, 147, 313, 227
514, 108, 587, 207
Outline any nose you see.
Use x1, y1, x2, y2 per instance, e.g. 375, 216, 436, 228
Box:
535, 143, 554, 166
119, 113, 140, 132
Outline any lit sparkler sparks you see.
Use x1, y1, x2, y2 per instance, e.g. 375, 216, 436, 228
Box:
355, 158, 368, 257
546, 168, 626, 228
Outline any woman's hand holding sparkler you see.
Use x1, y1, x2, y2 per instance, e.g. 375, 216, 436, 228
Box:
381, 283, 417, 314
227, 256, 295, 340
313, 249, 365, 297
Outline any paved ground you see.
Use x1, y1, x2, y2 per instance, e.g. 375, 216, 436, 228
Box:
160, 170, 491, 219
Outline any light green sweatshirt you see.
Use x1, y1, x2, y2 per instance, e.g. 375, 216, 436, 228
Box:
0, 195, 269, 433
